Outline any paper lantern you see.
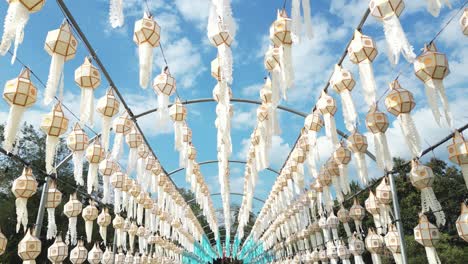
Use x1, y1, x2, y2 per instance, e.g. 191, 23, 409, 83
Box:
70, 240, 88, 264
64, 193, 82, 246
365, 228, 384, 263
347, 130, 369, 185
2, 68, 37, 153
349, 234, 365, 264
82, 200, 99, 243
264, 46, 286, 99
303, 111, 323, 178
44, 21, 77, 104
461, 8, 468, 35
87, 243, 103, 264
66, 123, 89, 186
113, 214, 125, 248
153, 67, 176, 124
270, 9, 294, 92
97, 208, 111, 243
110, 171, 124, 213
137, 226, 147, 253
99, 156, 118, 204
365, 191, 382, 234
349, 198, 365, 237
447, 131, 468, 189
97, 88, 119, 150
366, 104, 393, 170
319, 247, 328, 263
102, 247, 114, 264
41, 103, 69, 174
414, 214, 441, 264
46, 180, 62, 239
385, 224, 403, 264
0, 227, 7, 256
317, 91, 338, 146
18, 228, 41, 263
0, 0, 45, 63
456, 203, 468, 242
425, 0, 452, 17
85, 138, 105, 194
337, 240, 351, 264
410, 160, 445, 227
348, 30, 378, 106
337, 205, 352, 238
330, 64, 357, 132
327, 211, 340, 241
115, 250, 125, 264
125, 127, 143, 175
127, 221, 138, 252
413, 43, 451, 127
375, 177, 392, 234
133, 12, 160, 88
170, 99, 188, 168
11, 167, 37, 232
124, 252, 133, 263
74, 57, 101, 125
333, 144, 352, 195
48, 235, 68, 263
111, 113, 132, 159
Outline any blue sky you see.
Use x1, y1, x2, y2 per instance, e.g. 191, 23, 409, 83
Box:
0, 0, 467, 220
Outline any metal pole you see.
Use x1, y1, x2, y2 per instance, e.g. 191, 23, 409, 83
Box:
388, 172, 408, 264
34, 176, 51, 237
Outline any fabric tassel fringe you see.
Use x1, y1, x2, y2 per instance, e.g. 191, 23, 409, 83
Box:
45, 54, 65, 105
46, 136, 59, 174
424, 79, 452, 127
87, 163, 98, 194
72, 151, 85, 186
340, 90, 357, 132
0, 2, 29, 64
323, 113, 338, 146
3, 105, 25, 153
382, 15, 416, 64
66, 216, 78, 245
425, 246, 442, 264
99, 226, 107, 243
109, 0, 124, 28
80, 88, 94, 125
15, 197, 27, 233
138, 42, 153, 89
46, 208, 57, 239
358, 61, 377, 106
399, 114, 421, 157
374, 133, 393, 171
354, 152, 369, 185
101, 116, 112, 151
111, 133, 124, 160
85, 220, 93, 243
421, 188, 446, 227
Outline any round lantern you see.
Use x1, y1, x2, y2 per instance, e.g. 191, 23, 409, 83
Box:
99, 156, 118, 204
111, 112, 132, 159
349, 198, 365, 237
134, 12, 160, 89
44, 21, 77, 104
128, 221, 138, 252
82, 200, 99, 243
414, 214, 441, 264
115, 250, 125, 264
87, 242, 103, 264
2, 68, 37, 153
18, 228, 41, 263
317, 91, 338, 146
347, 130, 369, 185
153, 67, 176, 123
461, 8, 468, 35
0, 227, 7, 256
46, 180, 62, 239
97, 88, 120, 150
70, 240, 87, 264
365, 191, 382, 233
366, 104, 393, 171
169, 99, 187, 153
126, 127, 143, 175
64, 193, 82, 246
41, 102, 69, 174
327, 211, 340, 241
414, 42, 451, 127
113, 214, 125, 249
447, 131, 468, 189
348, 234, 365, 264
337, 205, 352, 238
337, 240, 351, 263
456, 202, 468, 242
75, 57, 101, 125
330, 64, 357, 132
85, 138, 105, 194
102, 247, 114, 264
385, 80, 421, 157
318, 247, 328, 263
365, 228, 384, 263
384, 224, 403, 264
48, 234, 68, 264
66, 123, 89, 186
97, 208, 111, 243
334, 144, 352, 195
12, 167, 37, 232
124, 252, 133, 263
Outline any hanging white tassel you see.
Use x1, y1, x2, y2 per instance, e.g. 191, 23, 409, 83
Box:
0, 2, 30, 64
174, 121, 184, 151
340, 90, 357, 132
302, 0, 313, 39
87, 163, 98, 194
80, 88, 94, 125
103, 175, 110, 203
67, 216, 78, 245
218, 44, 233, 84
15, 197, 28, 233
157, 94, 170, 124
382, 15, 416, 64
398, 114, 421, 157
331, 176, 344, 202
281, 44, 294, 94
127, 147, 138, 175
72, 151, 85, 186
425, 79, 452, 127
354, 152, 369, 185
323, 113, 338, 146
138, 42, 153, 89
291, 0, 301, 42
371, 253, 382, 264
46, 207, 57, 239
85, 220, 93, 243
45, 136, 59, 174
114, 189, 121, 213
426, 0, 452, 17
425, 246, 442, 264
358, 61, 376, 106
421, 188, 445, 227
101, 116, 112, 151
3, 105, 25, 153
45, 54, 65, 105
99, 226, 107, 244
354, 255, 365, 264
111, 133, 124, 160
339, 165, 350, 195
109, 0, 124, 28
375, 133, 393, 171
137, 203, 144, 225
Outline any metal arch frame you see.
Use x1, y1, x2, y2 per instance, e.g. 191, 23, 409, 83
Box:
133, 97, 377, 161
168, 159, 280, 176
188, 192, 266, 206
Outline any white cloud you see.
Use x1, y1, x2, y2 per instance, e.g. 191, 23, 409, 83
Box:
231, 109, 257, 131
241, 83, 262, 97
173, 0, 210, 25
